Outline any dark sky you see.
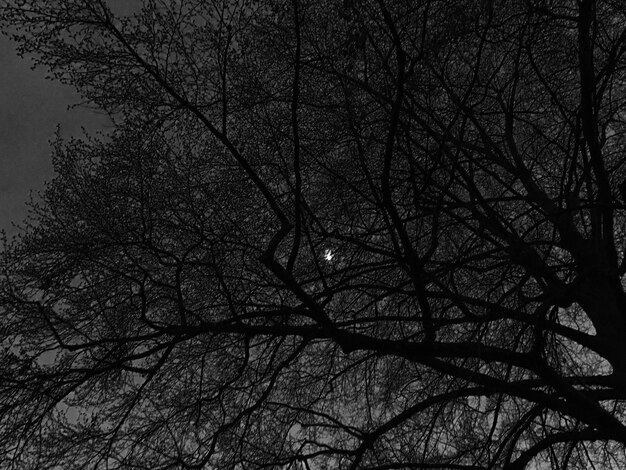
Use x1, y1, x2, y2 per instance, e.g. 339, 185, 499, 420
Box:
0, 1, 138, 238
0, 35, 106, 237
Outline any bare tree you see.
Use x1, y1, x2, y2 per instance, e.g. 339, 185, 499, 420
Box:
2, 0, 626, 468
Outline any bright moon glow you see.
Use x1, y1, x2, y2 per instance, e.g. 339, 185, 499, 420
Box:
324, 249, 334, 261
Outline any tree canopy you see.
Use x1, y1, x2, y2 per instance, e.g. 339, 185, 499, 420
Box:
3, 0, 626, 468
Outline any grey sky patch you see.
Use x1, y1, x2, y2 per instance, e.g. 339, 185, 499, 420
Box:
0, 36, 104, 237
0, 0, 139, 237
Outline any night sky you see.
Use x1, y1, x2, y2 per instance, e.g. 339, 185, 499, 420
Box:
0, 0, 136, 238
0, 34, 106, 237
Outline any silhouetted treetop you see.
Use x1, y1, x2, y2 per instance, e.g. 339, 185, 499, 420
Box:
3, 0, 626, 468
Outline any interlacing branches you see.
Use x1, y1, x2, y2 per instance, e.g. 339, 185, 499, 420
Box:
2, 0, 626, 468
